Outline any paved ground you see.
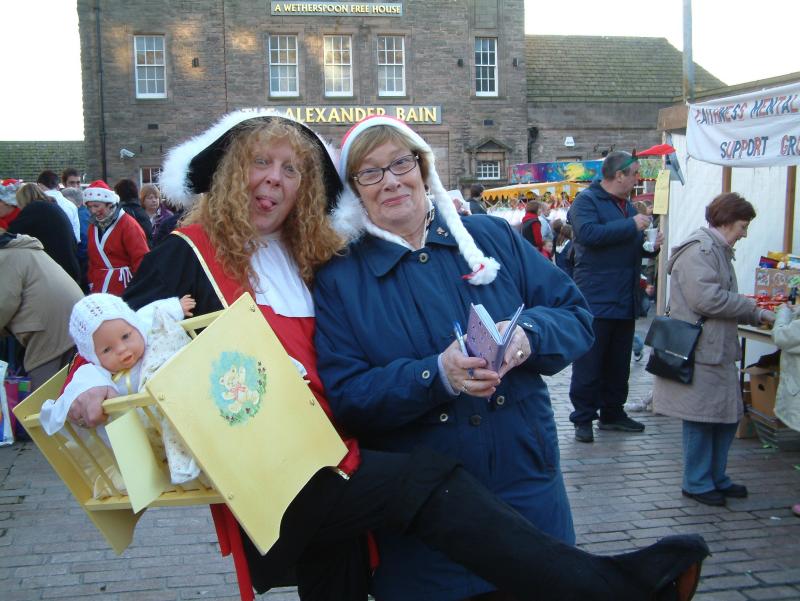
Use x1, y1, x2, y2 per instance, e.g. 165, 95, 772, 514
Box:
2, 340, 800, 600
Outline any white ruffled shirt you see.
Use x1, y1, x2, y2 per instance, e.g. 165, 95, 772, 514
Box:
250, 235, 314, 318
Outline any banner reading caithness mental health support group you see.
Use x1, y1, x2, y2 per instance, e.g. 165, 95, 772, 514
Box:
687, 81, 800, 167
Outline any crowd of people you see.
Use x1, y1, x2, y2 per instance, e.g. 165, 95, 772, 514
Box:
0, 171, 183, 387
3, 110, 798, 600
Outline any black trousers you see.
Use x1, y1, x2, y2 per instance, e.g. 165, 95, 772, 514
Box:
243, 447, 459, 599
242, 446, 709, 601
569, 317, 636, 425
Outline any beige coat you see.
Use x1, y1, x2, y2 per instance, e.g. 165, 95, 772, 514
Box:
653, 227, 761, 424
0, 235, 84, 370
772, 304, 800, 432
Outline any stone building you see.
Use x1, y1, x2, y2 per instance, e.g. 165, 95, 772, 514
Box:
524, 35, 725, 163
77, 0, 529, 192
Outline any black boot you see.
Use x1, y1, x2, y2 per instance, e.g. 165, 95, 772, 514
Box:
407, 466, 709, 601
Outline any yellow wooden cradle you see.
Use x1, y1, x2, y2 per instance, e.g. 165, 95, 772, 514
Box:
13, 294, 347, 557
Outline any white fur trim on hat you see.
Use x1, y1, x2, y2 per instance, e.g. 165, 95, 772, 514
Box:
0, 182, 20, 205
83, 180, 119, 205
332, 116, 500, 285
69, 294, 146, 366
159, 108, 342, 211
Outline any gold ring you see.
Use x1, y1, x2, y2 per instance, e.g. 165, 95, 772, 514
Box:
516, 349, 525, 360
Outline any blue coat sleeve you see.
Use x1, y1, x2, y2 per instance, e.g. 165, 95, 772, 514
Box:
314, 270, 453, 433
501, 221, 595, 375
571, 195, 638, 247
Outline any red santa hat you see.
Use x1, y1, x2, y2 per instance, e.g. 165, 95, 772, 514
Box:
333, 115, 500, 285
82, 180, 119, 205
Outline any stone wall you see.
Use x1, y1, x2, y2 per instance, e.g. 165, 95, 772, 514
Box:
527, 101, 664, 162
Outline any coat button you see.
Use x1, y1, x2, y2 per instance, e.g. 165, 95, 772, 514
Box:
419, 252, 429, 263
439, 412, 449, 422
495, 395, 506, 406
469, 414, 482, 426
421, 369, 431, 380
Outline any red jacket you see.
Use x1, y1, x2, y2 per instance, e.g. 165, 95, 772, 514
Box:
87, 212, 148, 295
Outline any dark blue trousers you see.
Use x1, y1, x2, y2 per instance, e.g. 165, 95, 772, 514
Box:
569, 318, 635, 425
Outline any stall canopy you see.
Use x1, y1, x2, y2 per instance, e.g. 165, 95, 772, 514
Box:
510, 158, 664, 184
481, 181, 589, 202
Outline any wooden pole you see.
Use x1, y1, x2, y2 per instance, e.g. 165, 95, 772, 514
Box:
722, 166, 732, 193
785, 165, 797, 253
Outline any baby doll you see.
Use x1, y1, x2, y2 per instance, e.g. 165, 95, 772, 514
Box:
41, 293, 200, 494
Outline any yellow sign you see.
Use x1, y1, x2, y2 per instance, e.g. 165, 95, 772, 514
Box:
146, 294, 348, 555
653, 169, 670, 215
264, 105, 441, 125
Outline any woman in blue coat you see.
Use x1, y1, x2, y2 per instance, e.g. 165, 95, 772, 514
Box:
314, 117, 595, 601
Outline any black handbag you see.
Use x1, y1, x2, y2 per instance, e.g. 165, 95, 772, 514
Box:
644, 313, 705, 384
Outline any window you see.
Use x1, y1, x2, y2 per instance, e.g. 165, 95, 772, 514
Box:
135, 35, 167, 98
377, 35, 405, 97
268, 35, 298, 97
140, 167, 162, 188
324, 35, 352, 97
476, 161, 501, 180
474, 37, 497, 97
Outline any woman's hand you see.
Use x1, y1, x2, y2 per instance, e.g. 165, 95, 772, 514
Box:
67, 386, 117, 428
440, 340, 499, 399
496, 322, 532, 378
760, 309, 776, 325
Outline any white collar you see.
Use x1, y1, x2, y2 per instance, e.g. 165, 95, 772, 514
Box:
249, 238, 314, 317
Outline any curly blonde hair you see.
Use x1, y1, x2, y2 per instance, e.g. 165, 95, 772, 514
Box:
184, 119, 345, 287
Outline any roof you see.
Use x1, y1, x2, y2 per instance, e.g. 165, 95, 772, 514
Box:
0, 141, 86, 183
526, 35, 726, 102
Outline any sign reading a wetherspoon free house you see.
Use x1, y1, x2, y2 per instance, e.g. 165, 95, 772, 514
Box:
270, 2, 403, 16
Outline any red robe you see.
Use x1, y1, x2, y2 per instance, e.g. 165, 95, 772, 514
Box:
0, 206, 20, 230
87, 212, 148, 295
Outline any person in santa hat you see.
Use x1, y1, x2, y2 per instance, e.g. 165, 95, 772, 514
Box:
84, 179, 149, 295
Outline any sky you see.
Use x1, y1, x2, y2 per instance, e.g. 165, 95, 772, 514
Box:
1, 0, 798, 141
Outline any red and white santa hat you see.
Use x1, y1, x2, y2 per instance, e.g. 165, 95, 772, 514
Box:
82, 180, 119, 205
332, 115, 500, 285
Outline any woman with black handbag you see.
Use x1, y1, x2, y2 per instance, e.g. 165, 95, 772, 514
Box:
652, 193, 775, 507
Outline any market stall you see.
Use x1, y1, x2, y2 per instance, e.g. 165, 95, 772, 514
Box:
481, 180, 589, 203
661, 77, 800, 448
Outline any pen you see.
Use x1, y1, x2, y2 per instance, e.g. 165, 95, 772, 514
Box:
453, 321, 475, 378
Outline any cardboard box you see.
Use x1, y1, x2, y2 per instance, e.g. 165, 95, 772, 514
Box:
754, 267, 800, 297
745, 367, 778, 418
736, 381, 756, 439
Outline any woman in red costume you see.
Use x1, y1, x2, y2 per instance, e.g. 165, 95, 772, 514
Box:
66, 111, 707, 601
84, 180, 149, 295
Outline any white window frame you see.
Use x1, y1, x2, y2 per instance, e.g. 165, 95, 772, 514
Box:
140, 167, 162, 189
134, 35, 167, 99
377, 35, 405, 97
474, 37, 498, 97
476, 161, 501, 180
268, 34, 299, 97
324, 35, 353, 97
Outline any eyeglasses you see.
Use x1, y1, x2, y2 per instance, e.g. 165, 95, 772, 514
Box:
353, 154, 419, 186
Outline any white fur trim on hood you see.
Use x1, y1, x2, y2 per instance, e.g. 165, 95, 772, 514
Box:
331, 115, 500, 285
159, 108, 342, 211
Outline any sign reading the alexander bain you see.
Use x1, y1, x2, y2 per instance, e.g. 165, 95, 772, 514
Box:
687, 81, 800, 167
261, 105, 442, 125
270, 2, 403, 16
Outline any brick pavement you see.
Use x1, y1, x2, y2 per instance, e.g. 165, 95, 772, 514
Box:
2, 350, 799, 600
